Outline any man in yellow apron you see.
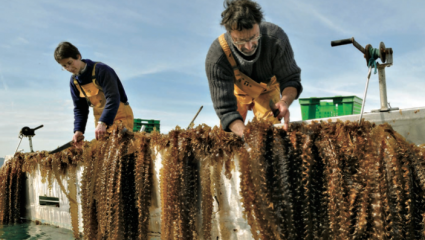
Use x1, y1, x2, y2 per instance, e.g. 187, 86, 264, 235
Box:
54, 42, 134, 147
205, 0, 302, 137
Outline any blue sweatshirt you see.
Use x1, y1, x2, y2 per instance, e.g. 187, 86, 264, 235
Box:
70, 59, 128, 133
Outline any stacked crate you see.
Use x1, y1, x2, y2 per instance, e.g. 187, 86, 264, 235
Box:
133, 119, 160, 133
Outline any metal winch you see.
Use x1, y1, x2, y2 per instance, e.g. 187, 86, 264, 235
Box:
331, 37, 398, 122
15, 125, 43, 154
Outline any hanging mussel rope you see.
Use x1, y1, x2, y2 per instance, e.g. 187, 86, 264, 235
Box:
1, 120, 425, 239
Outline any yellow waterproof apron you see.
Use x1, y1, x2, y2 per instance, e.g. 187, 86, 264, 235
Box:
73, 63, 134, 131
218, 34, 280, 124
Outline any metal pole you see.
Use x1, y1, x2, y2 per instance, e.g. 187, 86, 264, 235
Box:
14, 135, 23, 155
359, 66, 373, 124
378, 65, 389, 111
29, 136, 34, 152
187, 106, 203, 129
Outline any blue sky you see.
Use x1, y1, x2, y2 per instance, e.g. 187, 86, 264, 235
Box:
1, 0, 425, 157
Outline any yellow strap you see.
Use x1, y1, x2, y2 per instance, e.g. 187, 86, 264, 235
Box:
218, 34, 268, 99
218, 34, 240, 77
73, 62, 103, 91
91, 62, 102, 90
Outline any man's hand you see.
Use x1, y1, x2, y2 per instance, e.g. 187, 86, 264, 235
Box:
229, 119, 245, 137
274, 99, 290, 131
95, 121, 107, 140
72, 131, 85, 149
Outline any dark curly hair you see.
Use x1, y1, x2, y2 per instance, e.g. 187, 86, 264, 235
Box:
220, 0, 264, 32
54, 42, 81, 62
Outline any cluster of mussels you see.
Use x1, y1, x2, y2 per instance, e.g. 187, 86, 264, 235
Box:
0, 153, 25, 225
1, 120, 425, 240
240, 120, 425, 240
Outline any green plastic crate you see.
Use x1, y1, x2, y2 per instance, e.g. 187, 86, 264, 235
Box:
133, 118, 160, 133
134, 119, 160, 125
299, 96, 362, 120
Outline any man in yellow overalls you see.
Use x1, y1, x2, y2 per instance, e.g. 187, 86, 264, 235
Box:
205, 0, 302, 137
54, 42, 134, 147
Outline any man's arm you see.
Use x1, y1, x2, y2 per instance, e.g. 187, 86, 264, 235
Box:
205, 40, 244, 133
271, 25, 302, 98
271, 26, 302, 130
70, 81, 88, 148
281, 87, 298, 106
207, 65, 244, 133
274, 87, 298, 131
229, 119, 245, 137
96, 66, 121, 126
70, 81, 89, 134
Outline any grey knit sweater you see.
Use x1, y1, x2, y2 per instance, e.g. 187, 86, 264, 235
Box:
205, 22, 302, 132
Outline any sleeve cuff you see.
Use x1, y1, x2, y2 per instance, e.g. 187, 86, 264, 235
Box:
99, 118, 113, 126
280, 81, 303, 99
221, 112, 244, 132
74, 129, 85, 134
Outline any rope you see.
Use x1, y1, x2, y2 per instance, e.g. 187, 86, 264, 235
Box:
368, 47, 380, 74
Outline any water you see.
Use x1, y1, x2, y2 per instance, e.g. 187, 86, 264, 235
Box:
0, 222, 76, 240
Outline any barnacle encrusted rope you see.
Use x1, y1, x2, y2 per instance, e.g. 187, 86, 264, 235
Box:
1, 120, 425, 240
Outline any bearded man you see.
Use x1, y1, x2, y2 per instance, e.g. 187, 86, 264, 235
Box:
205, 0, 302, 137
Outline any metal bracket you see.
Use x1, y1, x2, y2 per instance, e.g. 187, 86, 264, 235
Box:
370, 62, 398, 112
14, 135, 24, 155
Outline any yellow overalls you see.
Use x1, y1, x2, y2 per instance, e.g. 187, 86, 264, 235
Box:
218, 34, 281, 124
73, 63, 134, 131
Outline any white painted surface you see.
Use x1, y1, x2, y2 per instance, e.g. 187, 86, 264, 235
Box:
209, 154, 253, 240
285, 107, 425, 145
24, 164, 83, 233
4, 155, 14, 165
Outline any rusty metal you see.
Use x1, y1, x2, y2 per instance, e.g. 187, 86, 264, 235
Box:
331, 37, 365, 54
187, 106, 203, 129
379, 42, 386, 63
385, 48, 393, 65
364, 44, 373, 66
351, 37, 366, 54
